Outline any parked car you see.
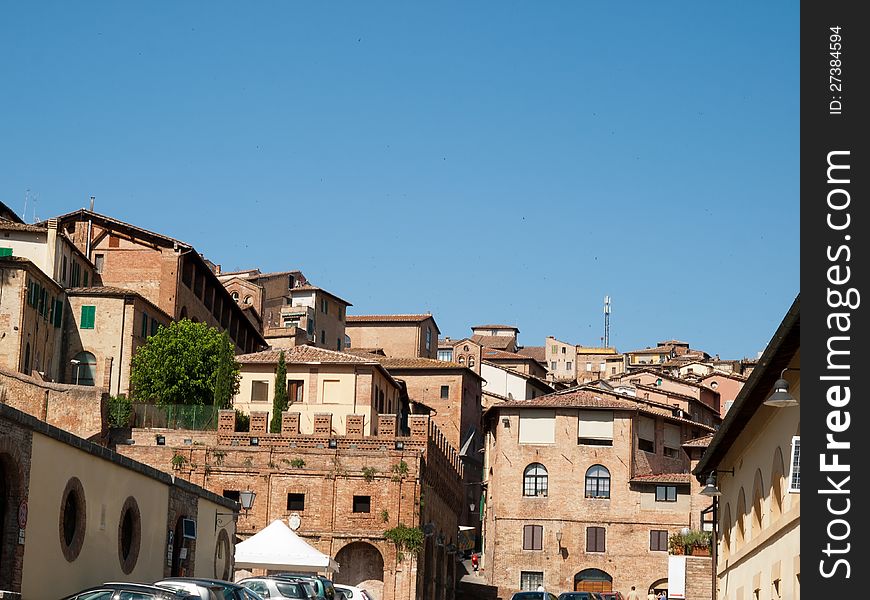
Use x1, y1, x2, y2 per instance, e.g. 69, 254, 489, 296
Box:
510, 592, 559, 600
60, 582, 199, 600
154, 578, 264, 600
237, 577, 311, 599
558, 593, 604, 600
333, 585, 373, 600
599, 593, 625, 600
268, 574, 335, 600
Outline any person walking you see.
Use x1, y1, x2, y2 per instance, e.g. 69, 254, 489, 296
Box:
646, 591, 656, 600
626, 586, 642, 600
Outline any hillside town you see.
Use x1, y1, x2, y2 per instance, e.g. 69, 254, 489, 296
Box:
0, 201, 800, 600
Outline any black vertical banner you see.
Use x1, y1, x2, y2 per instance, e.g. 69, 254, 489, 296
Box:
802, 1, 868, 595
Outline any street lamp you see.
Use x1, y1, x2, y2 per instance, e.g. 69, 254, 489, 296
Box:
70, 359, 81, 385
764, 368, 801, 407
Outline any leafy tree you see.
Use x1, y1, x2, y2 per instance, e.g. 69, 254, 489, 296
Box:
270, 350, 287, 433
130, 319, 240, 406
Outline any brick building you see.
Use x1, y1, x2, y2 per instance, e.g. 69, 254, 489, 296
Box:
481, 388, 715, 598
0, 402, 237, 599
119, 411, 465, 600
233, 346, 408, 436
51, 209, 266, 354
346, 315, 440, 359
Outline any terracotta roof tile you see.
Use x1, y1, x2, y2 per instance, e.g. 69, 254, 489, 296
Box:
472, 324, 519, 331
237, 345, 376, 365
470, 335, 515, 350
517, 346, 546, 362
0, 221, 46, 233
346, 314, 434, 323
495, 389, 642, 410
481, 348, 528, 360
630, 473, 693, 484
682, 434, 715, 448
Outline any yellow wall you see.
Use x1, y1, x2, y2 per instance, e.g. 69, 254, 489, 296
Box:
194, 498, 235, 578
22, 434, 171, 599
716, 354, 800, 600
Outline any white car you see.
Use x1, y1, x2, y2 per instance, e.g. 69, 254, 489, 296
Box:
333, 585, 373, 600
238, 577, 310, 599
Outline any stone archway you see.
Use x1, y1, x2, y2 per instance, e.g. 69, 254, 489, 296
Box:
574, 568, 613, 593
335, 542, 385, 600
649, 577, 668, 596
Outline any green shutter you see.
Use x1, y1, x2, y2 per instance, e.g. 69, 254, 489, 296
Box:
80, 305, 96, 329
142, 313, 149, 337
151, 319, 159, 336
83, 271, 89, 287
0, 247, 12, 257
53, 300, 63, 328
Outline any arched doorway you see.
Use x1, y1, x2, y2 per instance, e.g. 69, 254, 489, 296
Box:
72, 351, 97, 386
574, 569, 613, 593
335, 542, 385, 600
649, 578, 668, 597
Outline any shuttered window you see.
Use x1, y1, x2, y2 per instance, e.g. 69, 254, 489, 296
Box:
518, 409, 556, 444
586, 527, 606, 552
638, 416, 656, 453
80, 305, 96, 329
53, 299, 63, 327
141, 313, 149, 338
578, 410, 614, 445
0, 247, 12, 257
522, 525, 543, 550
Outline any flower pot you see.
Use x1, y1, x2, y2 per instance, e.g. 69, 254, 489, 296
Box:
690, 546, 710, 556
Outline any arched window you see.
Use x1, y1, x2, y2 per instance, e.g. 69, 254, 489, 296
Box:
585, 465, 611, 499
458, 357, 465, 365
771, 446, 785, 519
523, 463, 548, 497
71, 351, 97, 386
231, 291, 239, 301
244, 295, 252, 305
469, 357, 476, 368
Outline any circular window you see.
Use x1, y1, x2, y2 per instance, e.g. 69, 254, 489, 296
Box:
244, 296, 253, 305
59, 477, 86, 561
118, 496, 142, 574
214, 528, 231, 579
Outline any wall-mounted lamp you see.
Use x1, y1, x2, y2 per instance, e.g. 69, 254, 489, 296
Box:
328, 439, 338, 449
501, 417, 510, 428
395, 440, 405, 450
555, 530, 562, 548
700, 469, 734, 497
249, 437, 259, 446
216, 489, 256, 530
156, 435, 166, 446
764, 368, 800, 407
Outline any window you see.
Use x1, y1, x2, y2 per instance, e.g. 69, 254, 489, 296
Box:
600, 362, 606, 371
141, 313, 149, 338
586, 362, 593, 371
109, 235, 120, 248
585, 465, 611, 499
288, 274, 295, 289
71, 351, 96, 386
79, 305, 96, 329
655, 486, 677, 502
551, 345, 558, 353
519, 410, 556, 444
352, 495, 371, 513
663, 423, 681, 459
223, 490, 241, 502
94, 253, 104, 273
287, 493, 305, 511
118, 496, 141, 574
523, 463, 548, 497
522, 524, 543, 550
0, 247, 11, 257
83, 270, 89, 287
637, 416, 656, 453
60, 477, 87, 561
151, 319, 159, 336
53, 298, 63, 327
320, 330, 326, 344
321, 298, 328, 313
337, 337, 342, 350
520, 571, 544, 592
578, 410, 614, 446
251, 381, 269, 402
437, 350, 453, 361
650, 530, 668, 551
586, 526, 606, 552
469, 357, 475, 368
788, 436, 800, 492
440, 385, 449, 399
62, 256, 67, 282
288, 380, 305, 403
566, 361, 572, 370
458, 357, 465, 365
561, 347, 566, 354
426, 327, 432, 351
550, 361, 557, 370
244, 295, 252, 305
232, 291, 239, 301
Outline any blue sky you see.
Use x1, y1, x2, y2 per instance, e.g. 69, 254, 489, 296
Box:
0, 2, 799, 359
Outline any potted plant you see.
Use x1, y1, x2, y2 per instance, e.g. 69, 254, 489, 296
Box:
687, 530, 712, 556
668, 532, 687, 555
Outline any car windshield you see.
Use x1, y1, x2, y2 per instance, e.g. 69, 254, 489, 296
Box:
276, 582, 308, 599
513, 594, 544, 600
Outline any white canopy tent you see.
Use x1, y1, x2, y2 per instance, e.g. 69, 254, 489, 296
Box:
234, 519, 340, 573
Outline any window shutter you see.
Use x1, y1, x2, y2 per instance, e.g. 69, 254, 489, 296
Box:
80, 305, 96, 329
664, 423, 681, 449
142, 313, 149, 337
638, 416, 656, 442
523, 525, 532, 549
0, 247, 12, 257
578, 410, 614, 440
53, 300, 63, 327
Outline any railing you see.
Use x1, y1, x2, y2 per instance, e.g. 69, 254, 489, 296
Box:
130, 403, 219, 430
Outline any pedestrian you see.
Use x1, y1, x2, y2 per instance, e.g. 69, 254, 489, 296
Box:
626, 586, 642, 600
646, 591, 656, 600
657, 592, 667, 600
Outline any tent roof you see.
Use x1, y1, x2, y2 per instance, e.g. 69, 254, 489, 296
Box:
234, 519, 340, 573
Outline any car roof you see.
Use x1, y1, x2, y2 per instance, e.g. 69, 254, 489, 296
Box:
67, 583, 195, 599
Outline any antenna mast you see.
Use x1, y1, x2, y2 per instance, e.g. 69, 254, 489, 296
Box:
604, 295, 611, 347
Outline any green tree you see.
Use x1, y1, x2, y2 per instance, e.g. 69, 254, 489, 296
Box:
270, 350, 287, 433
130, 319, 240, 406
213, 331, 236, 410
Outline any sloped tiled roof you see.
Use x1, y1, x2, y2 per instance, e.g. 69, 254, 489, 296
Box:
480, 361, 554, 389
49, 209, 193, 248
472, 324, 519, 331
238, 345, 375, 365
471, 335, 515, 350
347, 314, 434, 323
481, 348, 528, 360
517, 346, 546, 362
289, 285, 352, 306
630, 473, 693, 484
626, 347, 674, 355
682, 434, 715, 448
495, 389, 642, 410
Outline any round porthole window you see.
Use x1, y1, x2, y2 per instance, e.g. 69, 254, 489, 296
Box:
59, 477, 87, 562
118, 496, 142, 574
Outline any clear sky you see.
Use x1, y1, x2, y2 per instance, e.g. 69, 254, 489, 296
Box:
0, 2, 799, 360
